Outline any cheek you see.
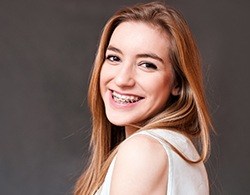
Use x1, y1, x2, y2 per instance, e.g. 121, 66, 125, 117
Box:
146, 74, 173, 94
99, 64, 113, 95
100, 64, 109, 82
99, 67, 106, 97
146, 75, 174, 106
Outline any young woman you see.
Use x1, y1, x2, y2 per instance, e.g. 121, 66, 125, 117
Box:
75, 2, 212, 195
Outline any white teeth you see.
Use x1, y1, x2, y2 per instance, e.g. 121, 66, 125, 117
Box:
112, 91, 141, 104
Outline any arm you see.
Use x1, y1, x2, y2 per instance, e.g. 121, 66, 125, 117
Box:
110, 134, 168, 195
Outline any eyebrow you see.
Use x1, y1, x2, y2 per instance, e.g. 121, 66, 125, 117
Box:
107, 45, 164, 63
136, 53, 164, 63
107, 45, 122, 54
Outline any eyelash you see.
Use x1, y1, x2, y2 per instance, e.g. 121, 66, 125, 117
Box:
106, 55, 121, 62
106, 55, 158, 70
140, 62, 157, 70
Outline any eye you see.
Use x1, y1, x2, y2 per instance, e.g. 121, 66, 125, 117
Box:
106, 55, 121, 63
139, 62, 158, 70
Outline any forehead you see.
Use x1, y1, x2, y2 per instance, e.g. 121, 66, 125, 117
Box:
111, 21, 169, 42
109, 21, 170, 56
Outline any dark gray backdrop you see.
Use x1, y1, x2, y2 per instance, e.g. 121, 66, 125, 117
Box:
1, 0, 249, 194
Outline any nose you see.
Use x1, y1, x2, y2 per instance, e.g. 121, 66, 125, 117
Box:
114, 63, 135, 87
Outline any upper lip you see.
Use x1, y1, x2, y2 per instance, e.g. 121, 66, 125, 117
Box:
110, 89, 144, 99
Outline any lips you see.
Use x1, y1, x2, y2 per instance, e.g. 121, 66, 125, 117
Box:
111, 90, 144, 104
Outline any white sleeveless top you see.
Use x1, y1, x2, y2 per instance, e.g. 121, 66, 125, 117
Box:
95, 129, 209, 195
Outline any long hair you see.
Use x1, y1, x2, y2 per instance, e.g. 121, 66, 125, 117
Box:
74, 1, 213, 194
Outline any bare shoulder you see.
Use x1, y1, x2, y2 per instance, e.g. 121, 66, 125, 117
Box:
110, 134, 168, 195
118, 134, 168, 163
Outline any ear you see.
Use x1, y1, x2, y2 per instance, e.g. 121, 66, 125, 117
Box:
171, 82, 180, 96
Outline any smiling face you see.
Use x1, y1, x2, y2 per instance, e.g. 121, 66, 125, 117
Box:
100, 21, 179, 136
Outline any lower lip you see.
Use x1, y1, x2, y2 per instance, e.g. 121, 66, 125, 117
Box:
108, 90, 142, 110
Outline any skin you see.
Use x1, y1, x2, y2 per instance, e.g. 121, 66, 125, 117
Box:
99, 22, 178, 194
111, 134, 169, 195
100, 22, 179, 137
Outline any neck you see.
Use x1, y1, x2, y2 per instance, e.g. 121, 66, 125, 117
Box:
125, 125, 139, 138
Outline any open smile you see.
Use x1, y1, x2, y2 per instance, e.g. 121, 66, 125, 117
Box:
111, 90, 144, 104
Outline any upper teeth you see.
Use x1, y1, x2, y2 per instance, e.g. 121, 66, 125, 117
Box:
112, 91, 141, 103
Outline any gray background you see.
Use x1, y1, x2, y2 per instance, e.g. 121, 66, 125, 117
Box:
0, 0, 249, 194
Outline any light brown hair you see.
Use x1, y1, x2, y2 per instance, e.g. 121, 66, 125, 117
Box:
74, 1, 213, 194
